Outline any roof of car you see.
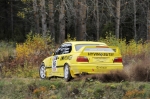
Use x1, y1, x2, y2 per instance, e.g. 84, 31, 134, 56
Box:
64, 41, 107, 45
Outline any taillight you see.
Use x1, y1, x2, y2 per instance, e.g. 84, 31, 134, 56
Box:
76, 56, 89, 62
113, 57, 122, 63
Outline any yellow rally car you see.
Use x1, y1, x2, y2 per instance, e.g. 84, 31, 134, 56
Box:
39, 41, 123, 81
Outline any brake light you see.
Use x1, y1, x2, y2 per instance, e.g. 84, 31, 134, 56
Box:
76, 56, 89, 62
113, 57, 122, 63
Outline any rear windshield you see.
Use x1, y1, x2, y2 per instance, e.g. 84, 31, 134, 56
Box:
75, 44, 103, 51
84, 48, 114, 52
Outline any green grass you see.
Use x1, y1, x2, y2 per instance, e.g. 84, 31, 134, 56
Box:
0, 78, 150, 99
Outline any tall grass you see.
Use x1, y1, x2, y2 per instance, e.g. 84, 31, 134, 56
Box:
0, 41, 15, 62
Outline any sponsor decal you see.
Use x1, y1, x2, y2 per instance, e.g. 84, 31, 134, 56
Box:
60, 55, 72, 60
88, 53, 114, 56
52, 56, 58, 72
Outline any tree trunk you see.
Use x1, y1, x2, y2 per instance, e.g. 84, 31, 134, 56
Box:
10, 0, 13, 39
33, 0, 40, 34
96, 0, 99, 41
115, 0, 120, 39
40, 0, 47, 37
133, 0, 137, 42
147, 1, 150, 40
77, 0, 87, 41
48, 0, 55, 41
59, 0, 65, 44
74, 0, 78, 38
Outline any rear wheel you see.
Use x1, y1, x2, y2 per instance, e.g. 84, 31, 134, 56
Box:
39, 64, 46, 79
64, 64, 71, 81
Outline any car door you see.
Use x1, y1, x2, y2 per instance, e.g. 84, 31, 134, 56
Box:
51, 43, 72, 77
51, 45, 62, 75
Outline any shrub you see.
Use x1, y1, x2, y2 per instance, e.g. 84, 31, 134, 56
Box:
16, 33, 54, 66
99, 34, 150, 65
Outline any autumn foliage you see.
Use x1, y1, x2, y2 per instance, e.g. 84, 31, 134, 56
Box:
16, 33, 54, 66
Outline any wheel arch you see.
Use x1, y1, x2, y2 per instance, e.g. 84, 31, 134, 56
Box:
63, 62, 75, 78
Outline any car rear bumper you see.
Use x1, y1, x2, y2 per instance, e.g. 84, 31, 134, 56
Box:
69, 63, 123, 77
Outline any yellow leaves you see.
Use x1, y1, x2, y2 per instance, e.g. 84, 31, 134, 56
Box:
16, 33, 52, 64
21, 0, 31, 4
50, 85, 56, 90
100, 35, 150, 58
16, 43, 32, 59
65, 34, 76, 42
33, 86, 47, 94
124, 89, 145, 98
17, 11, 25, 19
33, 85, 57, 98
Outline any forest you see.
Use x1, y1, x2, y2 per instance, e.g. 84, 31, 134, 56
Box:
0, 0, 150, 43
1, 1, 150, 99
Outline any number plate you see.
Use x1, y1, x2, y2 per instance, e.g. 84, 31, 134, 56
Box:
93, 57, 108, 62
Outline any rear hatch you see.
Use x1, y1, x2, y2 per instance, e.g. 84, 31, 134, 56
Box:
77, 46, 122, 63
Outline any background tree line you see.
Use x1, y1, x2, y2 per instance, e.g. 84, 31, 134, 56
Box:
0, 0, 150, 43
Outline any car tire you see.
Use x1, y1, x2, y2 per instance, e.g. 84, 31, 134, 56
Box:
64, 64, 71, 82
39, 64, 46, 79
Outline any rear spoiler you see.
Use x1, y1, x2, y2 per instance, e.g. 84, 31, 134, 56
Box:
79, 46, 121, 54
108, 46, 121, 54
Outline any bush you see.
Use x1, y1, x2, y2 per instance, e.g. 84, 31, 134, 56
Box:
16, 33, 54, 66
99, 34, 150, 65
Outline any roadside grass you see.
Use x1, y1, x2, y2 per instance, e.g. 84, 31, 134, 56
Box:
0, 78, 150, 99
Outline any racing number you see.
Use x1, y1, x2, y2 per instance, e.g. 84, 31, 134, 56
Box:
52, 56, 57, 72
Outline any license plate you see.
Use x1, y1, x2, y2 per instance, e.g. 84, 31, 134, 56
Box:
96, 66, 107, 69
93, 57, 108, 62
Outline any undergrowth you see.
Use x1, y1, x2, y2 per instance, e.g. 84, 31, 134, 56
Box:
0, 78, 150, 99
100, 34, 150, 65
0, 33, 150, 81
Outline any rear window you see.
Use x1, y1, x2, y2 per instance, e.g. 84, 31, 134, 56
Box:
75, 44, 104, 51
84, 48, 114, 52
